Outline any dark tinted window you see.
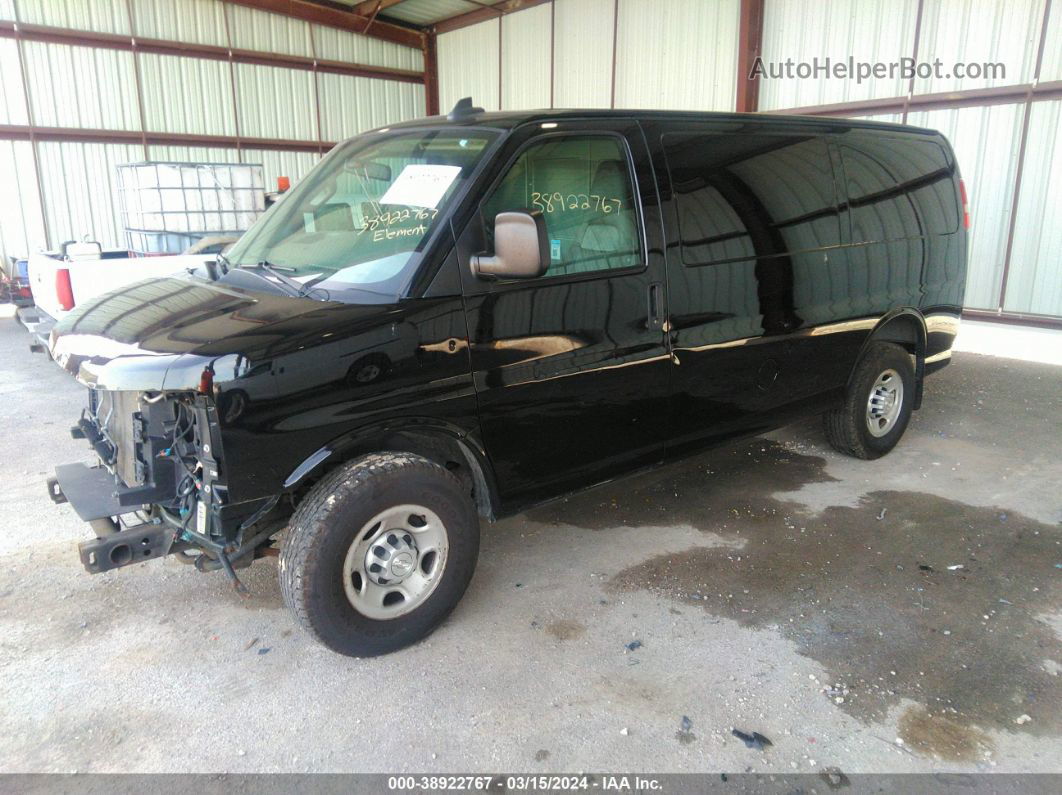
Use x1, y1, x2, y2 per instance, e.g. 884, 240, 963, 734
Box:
839, 136, 958, 243
481, 135, 642, 278
662, 132, 840, 266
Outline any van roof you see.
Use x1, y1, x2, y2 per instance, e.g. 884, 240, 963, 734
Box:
385, 105, 940, 137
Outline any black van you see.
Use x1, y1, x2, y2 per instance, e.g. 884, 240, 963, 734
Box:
47, 101, 967, 656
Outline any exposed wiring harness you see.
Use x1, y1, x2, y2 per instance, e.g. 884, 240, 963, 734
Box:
155, 400, 202, 531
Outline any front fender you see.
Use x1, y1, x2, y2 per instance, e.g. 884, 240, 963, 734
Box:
282, 418, 498, 516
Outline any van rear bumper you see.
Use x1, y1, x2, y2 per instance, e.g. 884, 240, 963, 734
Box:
15, 306, 54, 354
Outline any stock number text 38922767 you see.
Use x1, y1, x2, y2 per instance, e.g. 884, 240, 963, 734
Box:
531, 192, 623, 214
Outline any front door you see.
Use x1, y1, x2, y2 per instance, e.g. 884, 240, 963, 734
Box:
458, 121, 670, 512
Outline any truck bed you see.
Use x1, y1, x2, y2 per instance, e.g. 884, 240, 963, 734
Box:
27, 249, 214, 324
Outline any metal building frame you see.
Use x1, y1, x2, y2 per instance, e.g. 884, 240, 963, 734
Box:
0, 0, 436, 250
3, 0, 1059, 327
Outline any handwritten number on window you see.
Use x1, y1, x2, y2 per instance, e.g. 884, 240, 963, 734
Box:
359, 207, 438, 235
531, 192, 622, 215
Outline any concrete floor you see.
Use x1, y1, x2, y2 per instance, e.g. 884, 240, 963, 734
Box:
1, 310, 1060, 775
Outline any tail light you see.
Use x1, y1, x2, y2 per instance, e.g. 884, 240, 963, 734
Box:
55, 268, 75, 311
277, 176, 290, 192
959, 179, 971, 229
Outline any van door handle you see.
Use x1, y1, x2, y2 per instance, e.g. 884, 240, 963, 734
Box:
647, 282, 664, 331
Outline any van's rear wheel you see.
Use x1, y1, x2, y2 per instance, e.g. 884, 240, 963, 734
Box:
279, 452, 479, 656
823, 341, 915, 459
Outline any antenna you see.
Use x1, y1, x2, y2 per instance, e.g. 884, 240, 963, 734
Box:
448, 97, 484, 121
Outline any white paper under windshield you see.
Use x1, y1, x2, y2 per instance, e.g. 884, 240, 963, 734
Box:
379, 165, 462, 209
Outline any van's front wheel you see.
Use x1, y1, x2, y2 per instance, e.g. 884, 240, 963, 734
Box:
823, 341, 915, 459
279, 453, 479, 656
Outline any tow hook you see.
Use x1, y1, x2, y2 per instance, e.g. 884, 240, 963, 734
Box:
46, 476, 67, 505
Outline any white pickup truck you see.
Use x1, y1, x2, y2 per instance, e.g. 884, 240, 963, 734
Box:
20, 240, 224, 350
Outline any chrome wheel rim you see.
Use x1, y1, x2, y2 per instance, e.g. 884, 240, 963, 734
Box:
342, 504, 448, 620
866, 368, 904, 437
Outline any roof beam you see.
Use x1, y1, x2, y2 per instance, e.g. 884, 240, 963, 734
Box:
434, 0, 552, 34
0, 123, 333, 153
350, 0, 406, 15
0, 21, 424, 83
225, 0, 424, 49
769, 80, 1062, 117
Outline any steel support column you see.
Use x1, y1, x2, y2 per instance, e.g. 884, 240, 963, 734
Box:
735, 0, 765, 113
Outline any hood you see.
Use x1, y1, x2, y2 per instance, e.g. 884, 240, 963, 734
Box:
49, 275, 401, 391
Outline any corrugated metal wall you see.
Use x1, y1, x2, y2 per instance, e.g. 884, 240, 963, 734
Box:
139, 53, 237, 136
438, 0, 741, 113
0, 0, 426, 265
1005, 100, 1062, 316
553, 0, 613, 108
906, 104, 1026, 311
234, 63, 317, 141
0, 39, 28, 124
0, 140, 45, 261
1041, 2, 1062, 81
131, 0, 227, 46
614, 0, 739, 111
317, 74, 425, 142
19, 0, 131, 34
759, 0, 920, 109
501, 3, 551, 111
313, 21, 423, 71
760, 0, 1047, 105
36, 142, 143, 248
5, 0, 1060, 322
23, 42, 141, 130
759, 0, 1061, 319
437, 19, 500, 112
913, 0, 1046, 94
435, 0, 1061, 321
227, 3, 314, 57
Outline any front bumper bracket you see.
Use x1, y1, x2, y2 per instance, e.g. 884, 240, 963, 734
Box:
79, 524, 174, 574
50, 463, 127, 521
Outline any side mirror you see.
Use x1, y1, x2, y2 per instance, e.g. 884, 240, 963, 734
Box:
472, 210, 550, 280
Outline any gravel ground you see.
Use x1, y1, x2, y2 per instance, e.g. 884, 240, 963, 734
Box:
1, 307, 1060, 775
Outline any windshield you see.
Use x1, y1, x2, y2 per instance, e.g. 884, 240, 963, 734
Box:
224, 128, 499, 300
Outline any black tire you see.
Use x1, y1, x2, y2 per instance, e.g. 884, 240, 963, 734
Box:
823, 341, 915, 460
279, 452, 479, 656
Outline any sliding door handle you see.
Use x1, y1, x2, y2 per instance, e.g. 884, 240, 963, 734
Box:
647, 282, 665, 331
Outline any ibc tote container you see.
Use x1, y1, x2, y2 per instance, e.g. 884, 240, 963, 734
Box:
116, 162, 266, 254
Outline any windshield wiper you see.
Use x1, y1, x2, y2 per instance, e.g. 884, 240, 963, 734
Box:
238, 260, 306, 296
297, 272, 332, 295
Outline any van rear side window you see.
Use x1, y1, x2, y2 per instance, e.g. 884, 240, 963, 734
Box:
662, 133, 840, 267
838, 137, 959, 243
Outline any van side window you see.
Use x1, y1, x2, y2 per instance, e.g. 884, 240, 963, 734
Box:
481, 135, 642, 278
838, 138, 958, 243
662, 133, 840, 266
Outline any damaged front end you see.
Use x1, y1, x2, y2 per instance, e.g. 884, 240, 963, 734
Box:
50, 388, 280, 593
